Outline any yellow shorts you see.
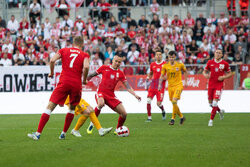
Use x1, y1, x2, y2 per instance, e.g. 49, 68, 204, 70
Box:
168, 85, 183, 101
65, 96, 90, 116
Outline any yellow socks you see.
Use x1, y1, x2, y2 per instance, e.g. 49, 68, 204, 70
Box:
172, 102, 183, 119
89, 112, 102, 130
74, 115, 88, 131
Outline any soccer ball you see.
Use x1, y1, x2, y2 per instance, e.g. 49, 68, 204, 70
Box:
116, 126, 130, 137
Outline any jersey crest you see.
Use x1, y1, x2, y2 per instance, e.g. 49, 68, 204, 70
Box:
219, 64, 225, 70
110, 74, 115, 79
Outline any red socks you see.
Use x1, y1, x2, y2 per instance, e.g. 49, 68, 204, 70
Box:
147, 104, 151, 117
37, 113, 50, 133
117, 116, 126, 128
95, 107, 101, 117
210, 107, 218, 120
63, 113, 74, 133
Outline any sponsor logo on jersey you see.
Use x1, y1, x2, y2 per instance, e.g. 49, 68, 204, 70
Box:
116, 72, 119, 78
215, 68, 219, 72
176, 67, 179, 71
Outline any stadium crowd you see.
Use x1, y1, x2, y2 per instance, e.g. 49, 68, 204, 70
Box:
0, 0, 249, 75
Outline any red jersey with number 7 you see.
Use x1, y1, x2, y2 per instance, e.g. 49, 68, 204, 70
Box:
57, 47, 90, 86
205, 59, 231, 89
96, 65, 127, 96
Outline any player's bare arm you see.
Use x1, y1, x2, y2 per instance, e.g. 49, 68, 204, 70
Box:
49, 53, 61, 78
158, 74, 167, 91
145, 71, 153, 90
83, 57, 90, 84
183, 70, 188, 87
203, 69, 210, 79
87, 72, 99, 81
123, 81, 141, 101
218, 71, 233, 81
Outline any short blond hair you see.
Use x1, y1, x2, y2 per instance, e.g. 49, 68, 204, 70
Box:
73, 36, 83, 47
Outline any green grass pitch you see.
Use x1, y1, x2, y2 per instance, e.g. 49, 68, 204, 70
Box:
0, 113, 249, 167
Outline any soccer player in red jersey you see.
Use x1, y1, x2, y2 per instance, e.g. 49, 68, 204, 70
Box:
28, 36, 90, 140
86, 55, 141, 134
145, 50, 166, 122
203, 49, 233, 126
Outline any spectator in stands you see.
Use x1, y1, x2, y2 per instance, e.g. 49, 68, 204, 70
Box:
90, 52, 103, 66
127, 45, 139, 65
187, 39, 199, 56
180, 30, 192, 46
61, 14, 73, 29
218, 12, 228, 25
93, 47, 105, 62
178, 47, 187, 63
121, 17, 128, 31
118, 0, 131, 22
229, 13, 241, 28
29, 0, 41, 24
193, 20, 204, 46
224, 29, 237, 44
74, 15, 85, 32
160, 14, 171, 26
151, 14, 161, 28
100, 0, 111, 21
232, 52, 243, 65
0, 51, 12, 66
89, 0, 101, 19
127, 16, 137, 29
115, 45, 127, 62
56, 0, 70, 18
204, 21, 216, 34
0, 16, 6, 28
13, 49, 25, 65
234, 36, 247, 51
241, 72, 250, 90
236, 45, 248, 63
2, 39, 14, 54
197, 47, 209, 64
108, 16, 118, 30
123, 61, 134, 75
223, 53, 232, 64
184, 12, 195, 29
19, 17, 29, 36
138, 15, 149, 28
196, 13, 206, 28
149, 0, 160, 18
128, 38, 140, 51
164, 38, 175, 53
171, 15, 182, 28
7, 15, 19, 42
200, 38, 211, 53
239, 0, 248, 16
224, 40, 235, 59
104, 46, 115, 60
207, 13, 217, 26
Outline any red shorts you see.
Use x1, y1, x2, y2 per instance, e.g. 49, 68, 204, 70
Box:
208, 87, 223, 101
50, 82, 82, 106
147, 89, 165, 102
95, 92, 121, 110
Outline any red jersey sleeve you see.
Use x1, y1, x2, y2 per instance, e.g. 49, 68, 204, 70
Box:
57, 48, 65, 57
96, 65, 106, 74
119, 71, 127, 83
205, 61, 211, 71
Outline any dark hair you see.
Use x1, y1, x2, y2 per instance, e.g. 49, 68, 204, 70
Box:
114, 54, 123, 58
168, 50, 177, 56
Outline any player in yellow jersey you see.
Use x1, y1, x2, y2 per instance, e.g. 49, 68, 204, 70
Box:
159, 51, 188, 125
64, 96, 113, 137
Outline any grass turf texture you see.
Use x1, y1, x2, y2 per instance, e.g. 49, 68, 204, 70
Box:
0, 113, 249, 167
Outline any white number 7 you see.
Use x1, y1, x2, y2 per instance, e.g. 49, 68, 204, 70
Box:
69, 53, 78, 68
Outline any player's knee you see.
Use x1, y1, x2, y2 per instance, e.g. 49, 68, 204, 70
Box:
212, 100, 218, 107
121, 112, 127, 118
83, 109, 90, 116
157, 102, 162, 107
171, 100, 177, 104
147, 98, 152, 104
98, 103, 105, 109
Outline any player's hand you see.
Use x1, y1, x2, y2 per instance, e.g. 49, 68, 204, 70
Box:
204, 74, 210, 79
218, 76, 225, 81
135, 95, 141, 102
83, 80, 88, 85
48, 73, 54, 78
145, 79, 150, 90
